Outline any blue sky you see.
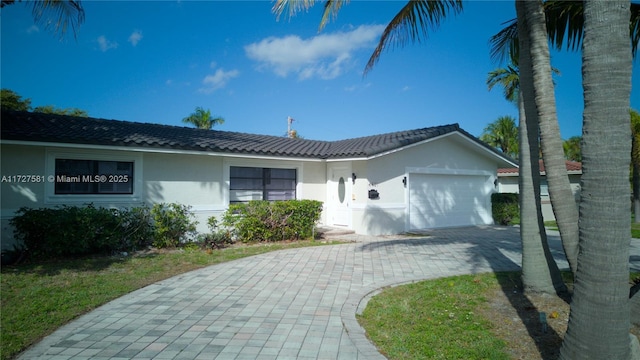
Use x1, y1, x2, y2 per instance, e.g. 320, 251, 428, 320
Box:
2, 1, 639, 141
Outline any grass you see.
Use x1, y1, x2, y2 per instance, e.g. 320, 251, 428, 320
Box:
358, 271, 640, 360
0, 241, 338, 360
357, 273, 512, 360
545, 220, 640, 238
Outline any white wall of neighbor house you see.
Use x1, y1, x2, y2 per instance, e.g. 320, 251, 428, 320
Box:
497, 173, 581, 221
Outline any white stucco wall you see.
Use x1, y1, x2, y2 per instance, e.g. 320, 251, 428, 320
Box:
1, 143, 329, 249
1, 144, 48, 250
349, 133, 501, 235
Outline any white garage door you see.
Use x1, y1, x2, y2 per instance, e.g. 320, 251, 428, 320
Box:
409, 173, 493, 230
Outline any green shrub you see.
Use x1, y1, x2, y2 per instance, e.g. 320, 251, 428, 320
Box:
491, 193, 519, 225
9, 204, 154, 260
190, 216, 233, 250
150, 203, 198, 248
222, 200, 322, 242
115, 205, 154, 251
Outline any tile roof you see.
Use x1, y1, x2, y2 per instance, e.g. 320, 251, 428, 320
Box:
498, 160, 582, 175
1, 110, 500, 160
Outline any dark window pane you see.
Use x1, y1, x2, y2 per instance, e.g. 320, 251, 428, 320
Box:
229, 166, 296, 202
54, 159, 133, 194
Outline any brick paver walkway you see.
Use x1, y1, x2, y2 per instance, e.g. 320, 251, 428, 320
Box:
17, 226, 640, 359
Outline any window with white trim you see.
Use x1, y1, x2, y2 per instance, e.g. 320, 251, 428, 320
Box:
229, 166, 296, 203
54, 159, 134, 194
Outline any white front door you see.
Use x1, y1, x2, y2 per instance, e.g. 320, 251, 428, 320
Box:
329, 166, 351, 227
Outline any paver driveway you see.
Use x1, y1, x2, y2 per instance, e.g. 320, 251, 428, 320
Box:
17, 226, 640, 359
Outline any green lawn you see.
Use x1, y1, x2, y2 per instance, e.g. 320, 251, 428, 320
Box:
0, 241, 337, 360
357, 273, 512, 360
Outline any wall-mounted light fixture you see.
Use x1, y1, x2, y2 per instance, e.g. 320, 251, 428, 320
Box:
352, 173, 357, 184
402, 176, 407, 187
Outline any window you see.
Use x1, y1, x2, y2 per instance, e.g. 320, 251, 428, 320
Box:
55, 159, 134, 194
230, 166, 296, 203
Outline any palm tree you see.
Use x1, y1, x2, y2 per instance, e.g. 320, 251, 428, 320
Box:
563, 136, 581, 162
487, 65, 520, 105
491, 0, 640, 276
518, 0, 580, 276
480, 116, 519, 159
182, 107, 224, 130
1, 0, 85, 39
632, 109, 640, 222
487, 61, 566, 295
515, 1, 567, 296
559, 1, 634, 358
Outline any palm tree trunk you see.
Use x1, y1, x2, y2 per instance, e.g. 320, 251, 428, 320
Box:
634, 163, 640, 223
516, 0, 566, 295
521, 0, 580, 276
559, 0, 634, 358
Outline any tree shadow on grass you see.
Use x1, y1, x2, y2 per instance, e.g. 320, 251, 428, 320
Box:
358, 225, 568, 359
0, 252, 155, 277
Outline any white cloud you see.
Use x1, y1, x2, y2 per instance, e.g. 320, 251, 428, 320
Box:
97, 35, 118, 52
128, 30, 143, 46
26, 25, 39, 34
244, 24, 385, 80
199, 68, 240, 93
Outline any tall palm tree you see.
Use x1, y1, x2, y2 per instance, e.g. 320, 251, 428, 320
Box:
520, 0, 580, 276
182, 107, 224, 130
632, 109, 640, 222
491, 0, 640, 276
515, 0, 567, 296
559, 1, 634, 358
480, 115, 519, 159
487, 61, 566, 295
1, 0, 85, 39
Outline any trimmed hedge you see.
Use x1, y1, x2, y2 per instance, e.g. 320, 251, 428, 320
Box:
491, 193, 519, 225
222, 200, 323, 242
9, 204, 154, 259
7, 200, 323, 261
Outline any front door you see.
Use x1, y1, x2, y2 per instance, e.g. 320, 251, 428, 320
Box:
329, 166, 351, 227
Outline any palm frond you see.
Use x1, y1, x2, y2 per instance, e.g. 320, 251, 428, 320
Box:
319, 0, 348, 31
487, 65, 520, 104
364, 0, 463, 75
272, 0, 317, 21
489, 18, 518, 65
544, 0, 584, 52
631, 2, 640, 57
31, 0, 85, 40
545, 0, 638, 58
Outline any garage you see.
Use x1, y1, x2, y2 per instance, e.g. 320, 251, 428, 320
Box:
408, 172, 494, 230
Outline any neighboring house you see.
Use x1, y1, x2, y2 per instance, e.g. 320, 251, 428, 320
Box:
0, 111, 516, 248
497, 160, 582, 221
